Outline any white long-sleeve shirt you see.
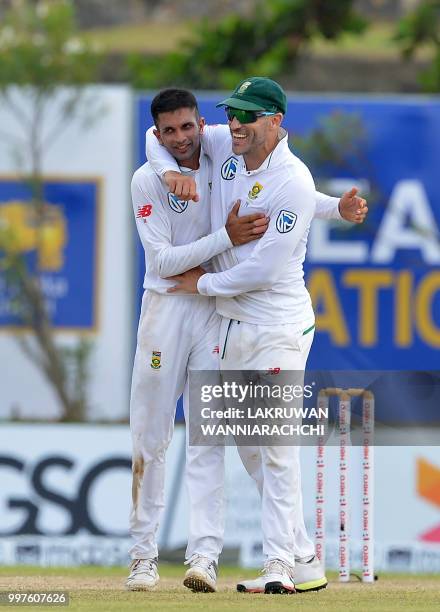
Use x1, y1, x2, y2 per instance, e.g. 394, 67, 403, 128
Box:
132, 149, 233, 293
145, 124, 341, 324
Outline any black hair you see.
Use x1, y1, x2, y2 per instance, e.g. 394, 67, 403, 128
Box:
151, 88, 199, 126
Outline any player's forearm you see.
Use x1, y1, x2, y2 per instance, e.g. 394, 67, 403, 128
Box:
314, 191, 342, 220
197, 261, 278, 297
197, 234, 298, 297
145, 126, 180, 176
197, 205, 313, 297
151, 227, 233, 278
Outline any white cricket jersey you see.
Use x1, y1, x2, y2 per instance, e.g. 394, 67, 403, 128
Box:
145, 125, 341, 323
131, 149, 233, 294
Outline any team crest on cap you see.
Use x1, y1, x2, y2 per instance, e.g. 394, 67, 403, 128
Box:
276, 210, 297, 233
238, 81, 252, 94
168, 193, 188, 213
248, 182, 264, 200
221, 156, 238, 180
151, 350, 161, 369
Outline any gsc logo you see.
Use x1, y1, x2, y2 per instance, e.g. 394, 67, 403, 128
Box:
221, 156, 238, 181
0, 455, 131, 536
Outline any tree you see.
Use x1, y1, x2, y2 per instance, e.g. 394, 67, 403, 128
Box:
128, 0, 366, 89
0, 0, 102, 420
395, 0, 440, 92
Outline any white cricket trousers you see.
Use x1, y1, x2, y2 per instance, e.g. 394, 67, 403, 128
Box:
219, 317, 316, 567
129, 291, 225, 562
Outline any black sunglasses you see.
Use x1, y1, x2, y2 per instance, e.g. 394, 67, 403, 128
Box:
225, 107, 277, 124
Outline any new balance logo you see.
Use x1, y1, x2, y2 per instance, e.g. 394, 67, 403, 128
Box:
137, 204, 152, 219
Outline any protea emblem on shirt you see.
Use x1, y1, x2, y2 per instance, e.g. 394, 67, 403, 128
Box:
276, 210, 297, 233
151, 350, 161, 369
248, 182, 264, 200
168, 193, 188, 213
221, 156, 238, 180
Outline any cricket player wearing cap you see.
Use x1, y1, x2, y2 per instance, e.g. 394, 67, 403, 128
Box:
143, 82, 367, 594
148, 76, 365, 594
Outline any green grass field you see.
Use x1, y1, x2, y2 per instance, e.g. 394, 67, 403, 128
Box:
1, 565, 440, 611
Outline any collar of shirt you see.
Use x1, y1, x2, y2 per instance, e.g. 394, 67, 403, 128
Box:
237, 132, 290, 176
178, 145, 209, 174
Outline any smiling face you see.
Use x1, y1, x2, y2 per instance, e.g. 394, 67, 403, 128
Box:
154, 107, 204, 170
228, 113, 283, 170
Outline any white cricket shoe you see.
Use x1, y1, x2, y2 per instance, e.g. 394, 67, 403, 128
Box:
236, 574, 266, 594
263, 558, 296, 594
125, 558, 159, 591
237, 555, 327, 594
293, 555, 328, 592
237, 558, 295, 594
183, 554, 218, 593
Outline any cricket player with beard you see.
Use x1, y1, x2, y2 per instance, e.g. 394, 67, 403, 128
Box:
132, 85, 367, 593
145, 78, 368, 594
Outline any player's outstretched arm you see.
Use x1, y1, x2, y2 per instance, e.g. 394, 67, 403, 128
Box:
315, 187, 368, 223
147, 122, 368, 223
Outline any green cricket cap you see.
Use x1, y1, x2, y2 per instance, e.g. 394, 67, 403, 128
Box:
216, 76, 287, 114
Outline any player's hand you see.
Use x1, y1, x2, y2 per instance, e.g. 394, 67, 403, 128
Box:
163, 171, 200, 202
166, 266, 205, 294
338, 187, 368, 224
226, 200, 269, 246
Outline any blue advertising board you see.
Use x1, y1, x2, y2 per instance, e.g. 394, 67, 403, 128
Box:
0, 177, 100, 330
